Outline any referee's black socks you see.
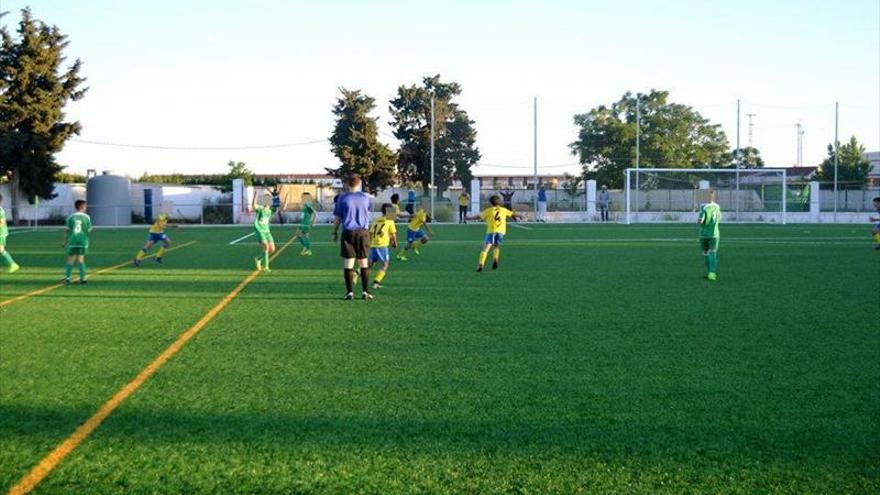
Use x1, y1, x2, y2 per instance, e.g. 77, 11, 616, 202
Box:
344, 268, 354, 293
359, 267, 370, 293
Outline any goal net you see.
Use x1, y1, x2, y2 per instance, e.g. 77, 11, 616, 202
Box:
624, 168, 807, 223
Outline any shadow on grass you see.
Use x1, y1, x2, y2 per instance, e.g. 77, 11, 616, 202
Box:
0, 402, 874, 471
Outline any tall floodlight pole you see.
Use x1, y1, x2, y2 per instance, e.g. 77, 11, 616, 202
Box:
736, 99, 741, 219
430, 95, 435, 220
533, 96, 538, 215
746, 113, 757, 147
795, 123, 804, 167
833, 102, 839, 222
736, 99, 741, 158
635, 93, 640, 216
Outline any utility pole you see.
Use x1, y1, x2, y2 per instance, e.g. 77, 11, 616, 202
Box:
735, 99, 741, 219
795, 123, 804, 167
635, 93, 640, 216
430, 95, 435, 219
533, 96, 538, 215
736, 99, 741, 156
635, 93, 640, 170
833, 102, 839, 221
746, 113, 756, 148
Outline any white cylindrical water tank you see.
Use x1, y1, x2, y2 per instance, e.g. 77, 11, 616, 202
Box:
86, 171, 132, 225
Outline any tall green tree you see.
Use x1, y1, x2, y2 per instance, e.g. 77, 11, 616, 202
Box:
222, 160, 253, 192
730, 146, 765, 168
327, 88, 396, 194
570, 90, 730, 188
390, 75, 480, 196
0, 8, 87, 215
815, 136, 871, 186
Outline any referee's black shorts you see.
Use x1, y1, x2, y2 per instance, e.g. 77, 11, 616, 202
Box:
341, 229, 370, 259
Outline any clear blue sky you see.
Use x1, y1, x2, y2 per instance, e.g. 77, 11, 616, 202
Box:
3, 0, 879, 177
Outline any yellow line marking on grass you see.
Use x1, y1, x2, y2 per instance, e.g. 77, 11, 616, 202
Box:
5, 237, 295, 495
0, 240, 198, 310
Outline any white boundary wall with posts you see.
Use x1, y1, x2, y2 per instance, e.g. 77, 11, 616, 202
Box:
622, 168, 879, 224
2, 175, 876, 228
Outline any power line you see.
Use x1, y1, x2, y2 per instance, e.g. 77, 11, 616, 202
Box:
69, 138, 327, 151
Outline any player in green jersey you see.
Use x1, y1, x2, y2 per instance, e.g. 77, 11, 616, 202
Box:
0, 193, 21, 274
253, 190, 280, 272
62, 199, 93, 284
293, 192, 317, 256
697, 189, 721, 281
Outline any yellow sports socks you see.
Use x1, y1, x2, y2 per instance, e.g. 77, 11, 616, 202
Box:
479, 251, 488, 266
493, 248, 501, 262
874, 232, 880, 243
376, 270, 386, 283
135, 249, 147, 260
156, 247, 166, 258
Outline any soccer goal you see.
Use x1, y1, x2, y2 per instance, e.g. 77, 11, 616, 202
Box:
623, 168, 808, 224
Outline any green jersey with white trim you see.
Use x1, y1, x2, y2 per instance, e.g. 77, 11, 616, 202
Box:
698, 202, 721, 238
66, 212, 92, 247
254, 205, 275, 234
301, 203, 315, 227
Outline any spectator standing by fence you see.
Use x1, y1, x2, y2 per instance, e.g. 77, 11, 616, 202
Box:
597, 185, 611, 222
536, 185, 548, 222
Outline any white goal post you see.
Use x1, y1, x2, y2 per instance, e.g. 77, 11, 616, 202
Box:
623, 168, 808, 224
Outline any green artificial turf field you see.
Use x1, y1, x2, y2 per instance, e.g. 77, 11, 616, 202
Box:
0, 223, 878, 494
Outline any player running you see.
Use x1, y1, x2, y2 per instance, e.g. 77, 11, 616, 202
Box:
469, 194, 521, 272
62, 200, 92, 284
133, 213, 176, 266
0, 193, 20, 274
253, 190, 281, 272
369, 203, 398, 289
397, 200, 433, 261
293, 192, 317, 256
870, 196, 880, 250
697, 189, 722, 281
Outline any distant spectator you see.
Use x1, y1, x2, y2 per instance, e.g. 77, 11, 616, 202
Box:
458, 190, 470, 223
500, 189, 515, 211
536, 185, 547, 222
405, 189, 416, 215
597, 185, 611, 222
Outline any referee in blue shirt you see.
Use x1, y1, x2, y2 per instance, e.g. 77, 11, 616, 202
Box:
332, 175, 373, 300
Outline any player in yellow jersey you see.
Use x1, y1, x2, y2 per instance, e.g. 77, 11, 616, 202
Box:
368, 204, 398, 289
469, 194, 521, 272
397, 200, 433, 261
133, 213, 178, 266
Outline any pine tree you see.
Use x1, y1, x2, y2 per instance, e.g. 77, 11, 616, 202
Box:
390, 75, 480, 196
0, 8, 87, 218
327, 88, 396, 194
815, 136, 871, 186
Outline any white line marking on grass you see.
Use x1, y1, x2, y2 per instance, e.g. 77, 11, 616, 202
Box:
228, 232, 255, 245
510, 223, 533, 230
